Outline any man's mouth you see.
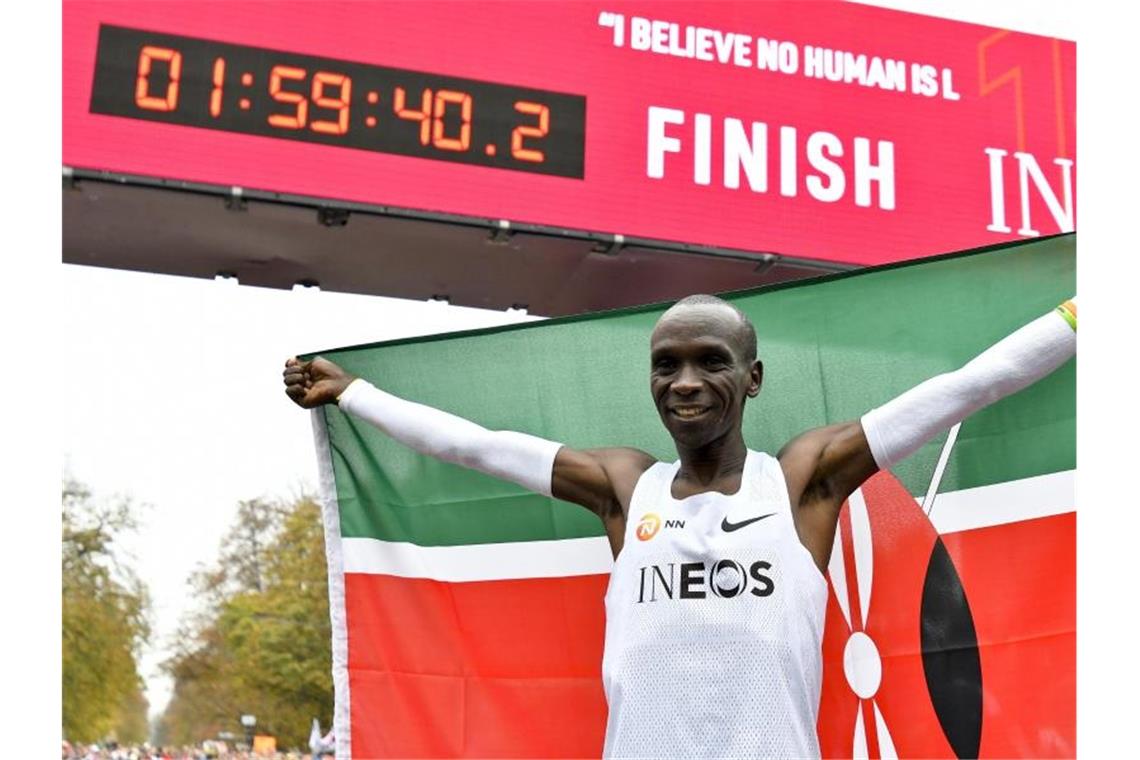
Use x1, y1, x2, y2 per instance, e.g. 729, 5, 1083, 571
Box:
670, 405, 711, 420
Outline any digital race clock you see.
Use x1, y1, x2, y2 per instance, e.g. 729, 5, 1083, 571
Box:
90, 25, 587, 178
67, 2, 1076, 266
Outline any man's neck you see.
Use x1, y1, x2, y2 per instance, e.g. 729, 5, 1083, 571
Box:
673, 431, 749, 491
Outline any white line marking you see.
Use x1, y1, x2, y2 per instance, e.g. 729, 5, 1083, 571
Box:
922, 422, 962, 515
853, 704, 869, 760
874, 700, 899, 759
849, 488, 874, 625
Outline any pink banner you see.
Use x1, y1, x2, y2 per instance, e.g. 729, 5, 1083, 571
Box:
63, 1, 1075, 265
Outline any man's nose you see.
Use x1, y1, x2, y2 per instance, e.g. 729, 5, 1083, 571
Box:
671, 365, 702, 394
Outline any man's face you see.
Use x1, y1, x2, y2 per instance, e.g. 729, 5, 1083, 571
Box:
649, 304, 761, 449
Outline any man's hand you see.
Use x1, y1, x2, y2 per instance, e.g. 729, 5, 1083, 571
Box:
283, 357, 356, 409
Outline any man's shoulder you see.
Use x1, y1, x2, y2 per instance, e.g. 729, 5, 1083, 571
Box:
587, 446, 659, 472
581, 447, 659, 495
551, 446, 657, 519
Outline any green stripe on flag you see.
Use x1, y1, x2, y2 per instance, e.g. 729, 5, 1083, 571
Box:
316, 235, 1075, 547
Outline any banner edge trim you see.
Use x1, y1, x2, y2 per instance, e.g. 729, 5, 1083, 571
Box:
313, 407, 352, 760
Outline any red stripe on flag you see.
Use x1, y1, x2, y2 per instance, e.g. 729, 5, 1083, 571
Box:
941, 512, 1075, 757
340, 512, 1073, 757
839, 504, 865, 632
344, 572, 610, 757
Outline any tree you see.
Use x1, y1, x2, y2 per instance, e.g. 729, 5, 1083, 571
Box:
62, 479, 151, 744
158, 495, 333, 749
218, 499, 287, 595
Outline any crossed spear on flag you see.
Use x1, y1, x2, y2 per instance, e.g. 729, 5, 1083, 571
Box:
828, 422, 968, 759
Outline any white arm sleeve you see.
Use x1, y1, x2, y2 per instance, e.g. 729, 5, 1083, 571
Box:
337, 379, 564, 497
861, 305, 1076, 470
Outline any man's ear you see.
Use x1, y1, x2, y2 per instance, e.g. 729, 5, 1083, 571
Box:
747, 360, 763, 398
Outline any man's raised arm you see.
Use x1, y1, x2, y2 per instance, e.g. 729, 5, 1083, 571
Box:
860, 298, 1076, 471
284, 357, 650, 518
782, 299, 1077, 522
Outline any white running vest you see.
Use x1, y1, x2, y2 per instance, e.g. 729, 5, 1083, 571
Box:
602, 450, 828, 759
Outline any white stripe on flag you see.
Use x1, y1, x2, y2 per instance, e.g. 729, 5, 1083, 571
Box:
924, 469, 1073, 535
343, 534, 614, 581
341, 470, 1074, 582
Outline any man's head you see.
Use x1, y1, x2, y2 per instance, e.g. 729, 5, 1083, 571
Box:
649, 295, 762, 449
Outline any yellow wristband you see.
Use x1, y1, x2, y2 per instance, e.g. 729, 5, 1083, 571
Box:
1055, 299, 1077, 332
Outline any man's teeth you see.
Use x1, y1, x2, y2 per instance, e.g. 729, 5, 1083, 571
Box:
674, 407, 706, 418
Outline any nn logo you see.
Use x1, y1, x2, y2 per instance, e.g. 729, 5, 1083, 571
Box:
637, 559, 775, 602
635, 513, 686, 542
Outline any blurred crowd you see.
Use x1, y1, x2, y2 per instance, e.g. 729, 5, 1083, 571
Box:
62, 741, 328, 760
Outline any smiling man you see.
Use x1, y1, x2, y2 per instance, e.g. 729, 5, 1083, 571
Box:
284, 294, 1076, 758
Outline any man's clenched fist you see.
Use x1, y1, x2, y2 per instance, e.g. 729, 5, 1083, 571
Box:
283, 357, 357, 409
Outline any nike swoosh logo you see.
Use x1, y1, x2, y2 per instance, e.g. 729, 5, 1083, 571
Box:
721, 512, 777, 532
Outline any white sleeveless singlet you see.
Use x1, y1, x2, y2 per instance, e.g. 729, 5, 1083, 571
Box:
601, 450, 828, 759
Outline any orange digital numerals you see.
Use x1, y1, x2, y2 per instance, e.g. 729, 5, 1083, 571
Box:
268, 66, 308, 129
135, 46, 182, 112
511, 101, 549, 163
432, 90, 472, 151
311, 72, 353, 136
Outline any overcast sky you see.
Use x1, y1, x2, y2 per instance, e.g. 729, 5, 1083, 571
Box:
61, 0, 1079, 720
63, 267, 538, 715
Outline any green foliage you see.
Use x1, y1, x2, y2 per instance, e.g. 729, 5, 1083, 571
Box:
62, 479, 151, 744
114, 684, 151, 745
157, 496, 333, 749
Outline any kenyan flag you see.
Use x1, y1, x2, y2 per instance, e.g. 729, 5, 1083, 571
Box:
310, 235, 1075, 759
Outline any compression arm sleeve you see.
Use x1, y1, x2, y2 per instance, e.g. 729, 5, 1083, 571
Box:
860, 300, 1077, 470
337, 379, 564, 497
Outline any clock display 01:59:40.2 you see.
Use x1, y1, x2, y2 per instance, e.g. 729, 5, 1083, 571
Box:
90, 25, 587, 178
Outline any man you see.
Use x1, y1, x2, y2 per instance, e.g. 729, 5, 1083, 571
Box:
284, 295, 1076, 758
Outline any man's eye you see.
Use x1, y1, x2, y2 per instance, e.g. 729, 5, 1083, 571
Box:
704, 355, 728, 367
653, 360, 675, 371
